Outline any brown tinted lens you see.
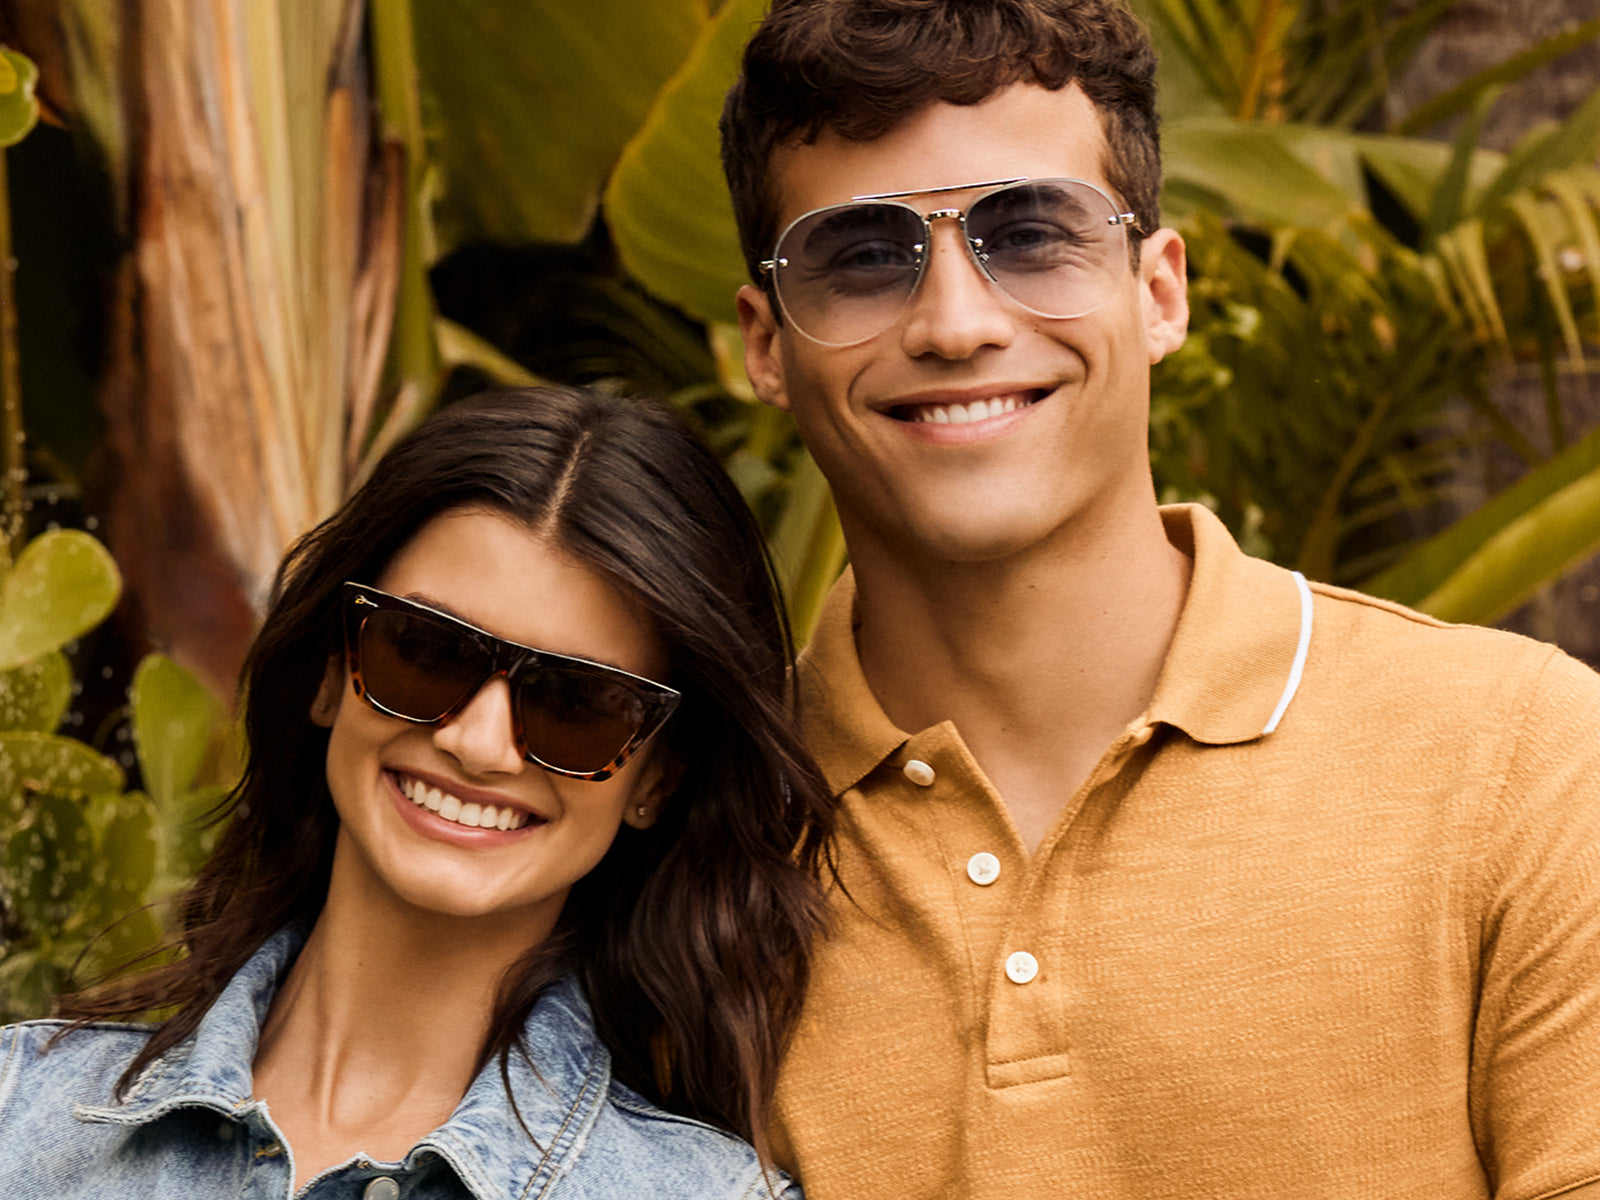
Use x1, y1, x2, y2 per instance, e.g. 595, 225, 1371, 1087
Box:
359, 609, 490, 720
516, 666, 647, 774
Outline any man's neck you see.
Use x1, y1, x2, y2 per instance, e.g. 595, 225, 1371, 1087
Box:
849, 501, 1191, 852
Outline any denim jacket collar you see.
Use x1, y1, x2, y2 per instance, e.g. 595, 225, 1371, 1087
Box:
83, 929, 614, 1200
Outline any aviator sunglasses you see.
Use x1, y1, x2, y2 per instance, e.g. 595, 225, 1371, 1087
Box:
761, 176, 1140, 347
341, 582, 680, 782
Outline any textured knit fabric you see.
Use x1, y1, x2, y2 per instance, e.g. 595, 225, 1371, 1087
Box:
770, 504, 1600, 1200
0, 929, 795, 1200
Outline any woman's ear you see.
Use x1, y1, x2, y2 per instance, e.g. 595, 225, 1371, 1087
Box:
622, 751, 685, 830
309, 657, 344, 727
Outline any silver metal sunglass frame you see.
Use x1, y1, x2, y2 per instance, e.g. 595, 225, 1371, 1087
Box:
758, 176, 1140, 347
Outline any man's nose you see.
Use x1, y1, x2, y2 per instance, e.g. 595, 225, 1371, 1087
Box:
897, 216, 1017, 360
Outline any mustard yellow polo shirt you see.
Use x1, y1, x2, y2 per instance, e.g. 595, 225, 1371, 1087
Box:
772, 504, 1600, 1200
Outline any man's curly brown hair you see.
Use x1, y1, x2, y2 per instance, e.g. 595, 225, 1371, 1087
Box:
720, 0, 1162, 284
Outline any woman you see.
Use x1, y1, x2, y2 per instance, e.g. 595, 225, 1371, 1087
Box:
0, 386, 831, 1198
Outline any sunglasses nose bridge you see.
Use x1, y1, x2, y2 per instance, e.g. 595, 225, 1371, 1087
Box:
906, 207, 1003, 311
487, 649, 541, 750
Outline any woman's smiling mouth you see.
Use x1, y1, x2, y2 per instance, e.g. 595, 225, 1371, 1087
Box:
397, 773, 537, 831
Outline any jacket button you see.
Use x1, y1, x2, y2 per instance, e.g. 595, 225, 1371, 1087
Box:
966, 852, 1001, 885
1005, 951, 1039, 984
365, 1179, 401, 1200
903, 759, 935, 786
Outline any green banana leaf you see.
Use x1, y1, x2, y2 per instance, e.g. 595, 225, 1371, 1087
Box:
411, 0, 708, 250
1163, 120, 1361, 227
1364, 422, 1600, 625
604, 0, 765, 326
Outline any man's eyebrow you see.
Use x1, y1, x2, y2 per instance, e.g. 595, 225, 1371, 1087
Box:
803, 204, 911, 248
981, 182, 1090, 220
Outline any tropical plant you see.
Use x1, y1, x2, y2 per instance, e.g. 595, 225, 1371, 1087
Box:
1133, 0, 1600, 618
0, 51, 234, 1020
0, 528, 233, 1022
0, 0, 837, 681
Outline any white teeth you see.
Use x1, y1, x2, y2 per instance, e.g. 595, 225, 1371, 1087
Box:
912, 394, 1027, 425
397, 775, 533, 831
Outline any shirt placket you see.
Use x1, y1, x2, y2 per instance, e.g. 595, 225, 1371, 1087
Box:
953, 721, 1158, 1088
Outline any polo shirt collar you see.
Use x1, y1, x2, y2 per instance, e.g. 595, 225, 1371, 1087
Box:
797, 503, 1312, 795
796, 572, 912, 797
1146, 503, 1311, 744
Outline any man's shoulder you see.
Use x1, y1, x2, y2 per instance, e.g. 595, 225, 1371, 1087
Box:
1303, 576, 1597, 702
1282, 578, 1600, 805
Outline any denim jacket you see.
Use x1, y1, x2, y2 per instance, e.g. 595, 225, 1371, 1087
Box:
0, 930, 797, 1199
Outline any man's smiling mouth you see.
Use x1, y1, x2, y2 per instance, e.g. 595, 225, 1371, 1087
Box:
398, 773, 536, 831
893, 390, 1044, 424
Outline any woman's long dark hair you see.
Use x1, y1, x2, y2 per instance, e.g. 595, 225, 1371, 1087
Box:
60, 386, 833, 1158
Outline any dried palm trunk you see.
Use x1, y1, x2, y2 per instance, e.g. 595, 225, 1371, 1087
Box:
88, 0, 400, 697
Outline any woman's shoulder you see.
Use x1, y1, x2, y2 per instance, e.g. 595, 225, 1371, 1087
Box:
0, 1019, 152, 1107
593, 1076, 801, 1199
0, 1019, 155, 1183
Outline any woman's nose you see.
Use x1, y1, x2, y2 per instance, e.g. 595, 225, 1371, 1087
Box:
430, 675, 525, 775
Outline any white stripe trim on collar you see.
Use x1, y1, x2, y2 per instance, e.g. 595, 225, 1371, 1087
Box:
1262, 570, 1313, 735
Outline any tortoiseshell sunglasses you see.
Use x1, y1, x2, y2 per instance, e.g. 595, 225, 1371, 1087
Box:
341, 582, 679, 782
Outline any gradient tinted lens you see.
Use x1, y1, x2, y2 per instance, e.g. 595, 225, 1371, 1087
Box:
966, 180, 1125, 318
771, 202, 925, 347
517, 667, 650, 774
770, 179, 1129, 345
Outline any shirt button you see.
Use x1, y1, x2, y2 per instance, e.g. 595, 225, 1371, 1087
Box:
903, 759, 936, 787
1005, 951, 1039, 984
966, 852, 1001, 885
365, 1179, 401, 1200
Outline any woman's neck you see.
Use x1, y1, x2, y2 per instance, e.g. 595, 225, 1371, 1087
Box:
252, 853, 552, 1189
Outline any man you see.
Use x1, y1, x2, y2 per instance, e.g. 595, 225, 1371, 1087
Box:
719, 1, 1600, 1197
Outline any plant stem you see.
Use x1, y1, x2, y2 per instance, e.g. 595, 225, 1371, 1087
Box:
1237, 0, 1287, 121
0, 145, 21, 572
368, 0, 437, 407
